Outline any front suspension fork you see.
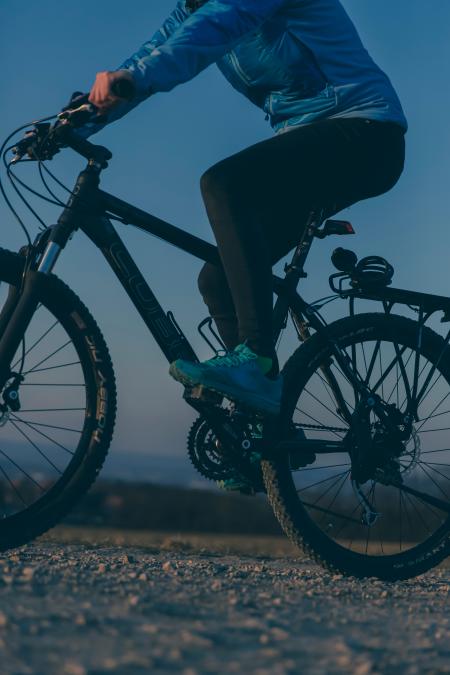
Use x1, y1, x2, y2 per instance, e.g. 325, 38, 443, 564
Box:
0, 240, 62, 390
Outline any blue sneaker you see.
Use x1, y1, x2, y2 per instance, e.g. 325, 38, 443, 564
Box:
169, 344, 282, 415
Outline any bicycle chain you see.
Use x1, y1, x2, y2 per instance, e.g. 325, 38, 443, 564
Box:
299, 423, 347, 433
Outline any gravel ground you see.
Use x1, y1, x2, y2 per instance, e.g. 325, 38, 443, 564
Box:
0, 528, 449, 675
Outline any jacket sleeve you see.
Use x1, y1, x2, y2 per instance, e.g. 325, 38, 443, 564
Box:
126, 0, 288, 94
76, 1, 189, 138
77, 0, 286, 137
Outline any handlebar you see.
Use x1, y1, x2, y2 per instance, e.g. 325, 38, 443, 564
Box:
10, 77, 135, 166
53, 125, 113, 165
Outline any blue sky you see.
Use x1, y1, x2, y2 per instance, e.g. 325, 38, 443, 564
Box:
1, 1, 450, 460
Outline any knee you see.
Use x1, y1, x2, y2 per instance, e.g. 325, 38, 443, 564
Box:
197, 263, 228, 306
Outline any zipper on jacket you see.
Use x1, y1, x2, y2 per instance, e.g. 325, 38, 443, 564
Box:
264, 93, 276, 121
228, 50, 250, 87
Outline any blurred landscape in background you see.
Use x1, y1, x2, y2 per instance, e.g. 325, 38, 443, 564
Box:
63, 453, 281, 535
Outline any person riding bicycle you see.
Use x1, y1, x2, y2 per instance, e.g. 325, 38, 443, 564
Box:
79, 0, 407, 416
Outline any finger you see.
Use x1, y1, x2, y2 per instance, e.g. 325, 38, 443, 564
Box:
88, 74, 108, 104
91, 95, 120, 114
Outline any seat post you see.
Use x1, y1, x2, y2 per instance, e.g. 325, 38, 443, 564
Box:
271, 209, 325, 343
283, 209, 325, 290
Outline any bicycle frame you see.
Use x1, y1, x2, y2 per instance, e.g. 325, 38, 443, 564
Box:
0, 159, 327, 390
3, 129, 450, 535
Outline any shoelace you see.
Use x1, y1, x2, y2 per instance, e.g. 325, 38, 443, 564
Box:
206, 348, 256, 369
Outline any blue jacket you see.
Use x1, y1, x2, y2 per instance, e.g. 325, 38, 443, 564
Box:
84, 0, 407, 136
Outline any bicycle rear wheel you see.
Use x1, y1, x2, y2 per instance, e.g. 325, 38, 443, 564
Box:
0, 247, 116, 550
263, 313, 450, 579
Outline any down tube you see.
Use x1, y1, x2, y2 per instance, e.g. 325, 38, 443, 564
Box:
90, 218, 197, 363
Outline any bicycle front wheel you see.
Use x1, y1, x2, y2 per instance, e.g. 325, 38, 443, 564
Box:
0, 248, 116, 550
263, 313, 450, 579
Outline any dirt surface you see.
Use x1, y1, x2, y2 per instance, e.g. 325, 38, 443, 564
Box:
0, 527, 449, 674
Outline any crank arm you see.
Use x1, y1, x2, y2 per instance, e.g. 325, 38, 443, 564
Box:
183, 388, 243, 452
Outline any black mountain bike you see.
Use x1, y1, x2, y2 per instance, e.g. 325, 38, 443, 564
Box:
1, 102, 450, 580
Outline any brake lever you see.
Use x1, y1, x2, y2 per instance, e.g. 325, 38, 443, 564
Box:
58, 103, 107, 128
58, 102, 95, 120
10, 105, 104, 164
10, 123, 54, 164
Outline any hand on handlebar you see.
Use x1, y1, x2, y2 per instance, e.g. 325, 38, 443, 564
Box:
10, 72, 136, 164
58, 90, 105, 127
58, 72, 135, 127
88, 70, 136, 114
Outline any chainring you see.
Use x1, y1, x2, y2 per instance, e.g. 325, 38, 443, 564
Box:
187, 415, 266, 494
187, 416, 239, 482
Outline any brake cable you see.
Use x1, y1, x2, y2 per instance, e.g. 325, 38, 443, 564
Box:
0, 115, 58, 244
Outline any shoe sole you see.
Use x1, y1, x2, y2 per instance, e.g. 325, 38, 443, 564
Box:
169, 363, 281, 416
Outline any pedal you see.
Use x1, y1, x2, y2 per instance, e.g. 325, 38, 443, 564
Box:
183, 384, 223, 406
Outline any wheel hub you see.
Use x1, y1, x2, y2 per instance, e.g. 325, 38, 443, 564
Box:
350, 400, 416, 484
1, 372, 24, 413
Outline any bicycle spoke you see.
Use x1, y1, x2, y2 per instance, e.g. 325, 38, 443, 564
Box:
403, 491, 433, 537
418, 409, 450, 423
401, 488, 416, 544
297, 469, 349, 493
373, 484, 384, 555
419, 460, 450, 467
23, 361, 81, 374
315, 371, 353, 414
386, 352, 413, 410
364, 339, 381, 386
18, 407, 85, 413
0, 462, 28, 508
26, 339, 73, 374
318, 471, 350, 526
11, 319, 59, 371
417, 426, 450, 433
0, 448, 44, 491
10, 415, 75, 456
333, 500, 362, 538
300, 501, 361, 526
416, 392, 450, 433
10, 418, 82, 434
302, 387, 346, 425
311, 470, 350, 507
296, 462, 350, 471
20, 383, 86, 387
421, 448, 450, 455
10, 420, 62, 474
371, 345, 408, 396
360, 341, 369, 380
364, 482, 376, 554
417, 462, 450, 501
415, 340, 450, 409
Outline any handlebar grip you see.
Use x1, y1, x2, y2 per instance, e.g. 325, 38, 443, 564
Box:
111, 78, 135, 100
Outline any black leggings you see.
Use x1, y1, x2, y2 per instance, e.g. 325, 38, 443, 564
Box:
198, 117, 405, 360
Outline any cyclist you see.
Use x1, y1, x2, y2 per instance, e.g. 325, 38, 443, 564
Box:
81, 0, 407, 416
